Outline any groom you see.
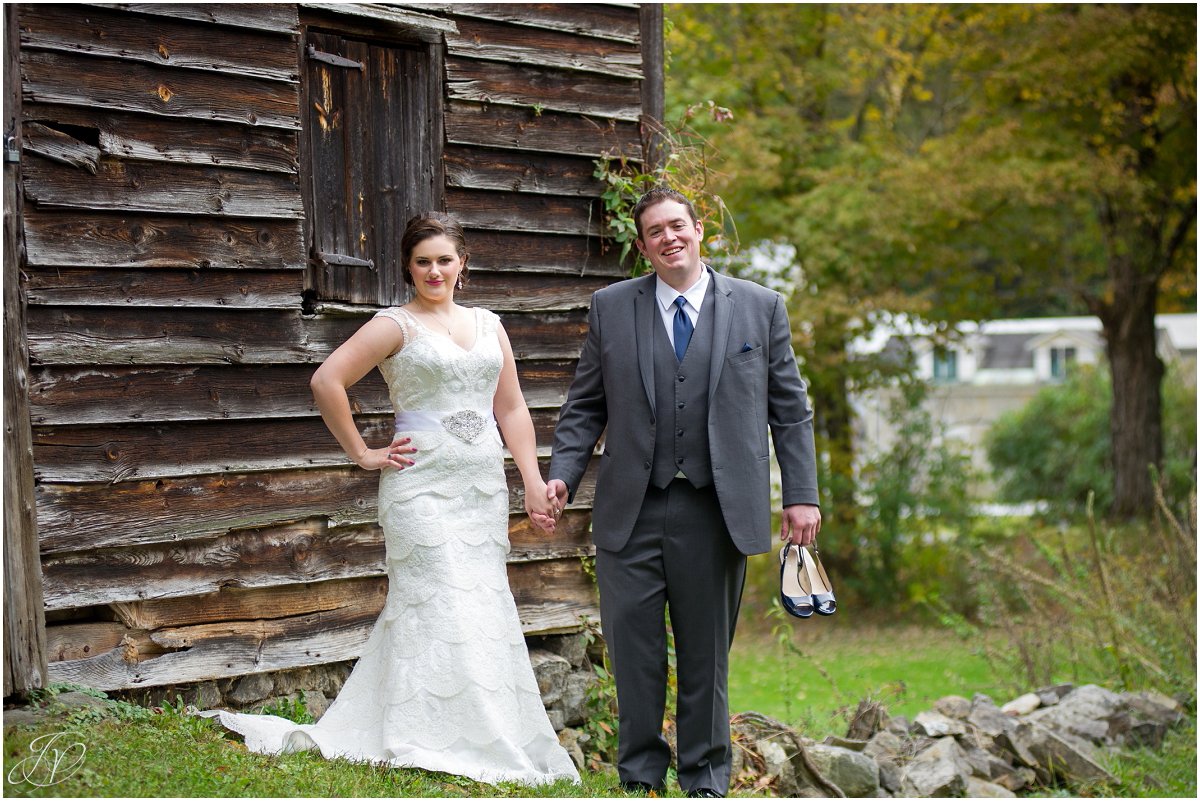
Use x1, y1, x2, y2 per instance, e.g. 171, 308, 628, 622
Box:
542, 188, 821, 797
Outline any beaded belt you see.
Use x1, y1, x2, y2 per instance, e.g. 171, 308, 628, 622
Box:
394, 409, 494, 444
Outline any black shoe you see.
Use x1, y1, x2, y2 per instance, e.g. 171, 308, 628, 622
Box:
620, 781, 661, 795
686, 789, 724, 798
803, 545, 837, 616
779, 544, 814, 618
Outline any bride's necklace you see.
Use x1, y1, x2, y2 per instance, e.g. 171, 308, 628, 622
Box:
412, 302, 456, 335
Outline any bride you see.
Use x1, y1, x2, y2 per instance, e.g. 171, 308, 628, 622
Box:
200, 212, 580, 786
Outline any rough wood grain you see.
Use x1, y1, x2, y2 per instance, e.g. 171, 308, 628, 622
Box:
465, 229, 624, 277
37, 458, 599, 554
111, 577, 390, 630
20, 4, 299, 83
23, 211, 305, 270
47, 560, 597, 688
47, 604, 379, 690
444, 144, 602, 197
446, 14, 642, 79
418, 3, 640, 44
23, 154, 303, 218
448, 188, 602, 237
84, 3, 299, 34
32, 407, 564, 483
447, 57, 640, 121
27, 364, 382, 426
21, 122, 100, 173
23, 267, 303, 309
42, 521, 389, 609
24, 104, 299, 174
21, 49, 300, 130
25, 306, 586, 366
28, 359, 573, 426
41, 511, 592, 610
445, 100, 641, 159
45, 621, 129, 662
3, 2, 49, 696
460, 271, 610, 311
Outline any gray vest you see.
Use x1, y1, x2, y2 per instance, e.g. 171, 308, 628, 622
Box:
650, 285, 715, 489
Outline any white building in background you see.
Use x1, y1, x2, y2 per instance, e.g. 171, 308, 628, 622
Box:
851, 313, 1197, 490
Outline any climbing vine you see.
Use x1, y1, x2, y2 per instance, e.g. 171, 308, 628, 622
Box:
594, 102, 738, 276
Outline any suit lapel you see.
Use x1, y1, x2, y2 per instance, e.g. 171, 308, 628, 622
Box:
707, 269, 734, 405
634, 275, 657, 415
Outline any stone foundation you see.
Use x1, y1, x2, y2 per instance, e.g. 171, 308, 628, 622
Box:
112, 631, 598, 735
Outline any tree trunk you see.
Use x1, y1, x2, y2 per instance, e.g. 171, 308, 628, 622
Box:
1100, 287, 1164, 519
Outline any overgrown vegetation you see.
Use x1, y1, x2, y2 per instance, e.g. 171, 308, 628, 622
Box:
939, 486, 1197, 703
593, 101, 738, 277
987, 364, 1197, 518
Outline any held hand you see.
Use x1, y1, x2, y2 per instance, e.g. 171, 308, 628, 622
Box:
530, 480, 570, 534
524, 479, 558, 533
780, 503, 821, 547
355, 437, 418, 471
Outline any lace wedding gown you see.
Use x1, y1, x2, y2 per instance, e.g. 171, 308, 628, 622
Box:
200, 306, 580, 786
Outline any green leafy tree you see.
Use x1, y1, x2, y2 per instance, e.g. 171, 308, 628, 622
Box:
666, 4, 1195, 533
987, 365, 1197, 516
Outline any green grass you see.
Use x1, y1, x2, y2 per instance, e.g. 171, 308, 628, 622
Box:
6, 623, 1194, 798
728, 619, 1007, 735
1, 696, 645, 798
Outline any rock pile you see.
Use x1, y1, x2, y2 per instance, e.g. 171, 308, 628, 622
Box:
730, 684, 1186, 797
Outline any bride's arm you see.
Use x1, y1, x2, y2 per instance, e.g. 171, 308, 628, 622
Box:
310, 317, 410, 471
493, 322, 558, 526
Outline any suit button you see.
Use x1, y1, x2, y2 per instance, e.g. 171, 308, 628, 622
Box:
677, 402, 685, 410
677, 429, 684, 437
644, 460, 651, 470
678, 375, 686, 382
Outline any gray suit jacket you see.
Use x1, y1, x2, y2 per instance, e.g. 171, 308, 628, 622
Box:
549, 267, 819, 556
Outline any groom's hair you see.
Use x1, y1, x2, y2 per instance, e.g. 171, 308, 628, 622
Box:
632, 187, 698, 240
400, 211, 470, 286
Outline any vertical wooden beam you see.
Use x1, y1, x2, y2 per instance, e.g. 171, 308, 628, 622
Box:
3, 4, 49, 699
639, 2, 666, 169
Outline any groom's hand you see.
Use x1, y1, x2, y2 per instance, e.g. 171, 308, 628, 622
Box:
531, 480, 570, 533
780, 503, 821, 546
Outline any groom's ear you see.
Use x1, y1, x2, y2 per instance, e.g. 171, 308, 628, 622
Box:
634, 237, 648, 257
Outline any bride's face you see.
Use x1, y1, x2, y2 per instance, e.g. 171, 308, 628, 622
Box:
408, 235, 466, 303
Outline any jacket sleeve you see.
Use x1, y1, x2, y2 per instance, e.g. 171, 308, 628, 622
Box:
765, 293, 820, 507
548, 294, 608, 503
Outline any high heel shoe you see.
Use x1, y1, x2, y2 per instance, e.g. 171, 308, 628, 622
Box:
779, 544, 814, 618
802, 545, 837, 616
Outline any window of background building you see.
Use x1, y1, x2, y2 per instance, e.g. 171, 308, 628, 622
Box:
1050, 346, 1076, 380
933, 347, 958, 383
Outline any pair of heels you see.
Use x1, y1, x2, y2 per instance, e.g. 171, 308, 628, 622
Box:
779, 543, 836, 618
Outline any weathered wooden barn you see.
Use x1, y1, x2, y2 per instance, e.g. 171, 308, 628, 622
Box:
3, 2, 663, 701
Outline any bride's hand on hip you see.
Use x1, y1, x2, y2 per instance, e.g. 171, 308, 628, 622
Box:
356, 437, 417, 471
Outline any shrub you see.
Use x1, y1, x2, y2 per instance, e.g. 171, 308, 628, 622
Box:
985, 364, 1197, 517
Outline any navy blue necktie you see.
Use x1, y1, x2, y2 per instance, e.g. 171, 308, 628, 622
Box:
673, 295, 694, 363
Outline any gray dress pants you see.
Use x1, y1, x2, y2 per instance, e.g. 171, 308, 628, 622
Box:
596, 478, 747, 794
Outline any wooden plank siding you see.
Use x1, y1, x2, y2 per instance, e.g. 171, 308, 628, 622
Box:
11, 2, 655, 692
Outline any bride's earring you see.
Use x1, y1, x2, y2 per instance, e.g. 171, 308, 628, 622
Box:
455, 276, 464, 290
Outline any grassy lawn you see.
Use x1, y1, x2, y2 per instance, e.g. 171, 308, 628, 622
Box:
3, 699, 628, 799
4, 621, 1193, 797
728, 619, 1007, 735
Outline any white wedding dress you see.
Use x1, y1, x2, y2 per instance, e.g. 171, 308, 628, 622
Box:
200, 306, 580, 786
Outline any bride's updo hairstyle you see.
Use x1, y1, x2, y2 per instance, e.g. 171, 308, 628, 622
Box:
400, 211, 470, 287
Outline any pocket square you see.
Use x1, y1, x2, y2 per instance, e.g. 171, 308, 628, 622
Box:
740, 343, 754, 352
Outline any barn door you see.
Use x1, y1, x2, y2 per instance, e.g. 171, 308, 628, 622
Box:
304, 31, 441, 307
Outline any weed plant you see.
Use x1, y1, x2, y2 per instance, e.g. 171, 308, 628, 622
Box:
940, 485, 1197, 702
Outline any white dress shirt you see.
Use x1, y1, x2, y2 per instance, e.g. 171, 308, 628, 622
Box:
654, 267, 709, 350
